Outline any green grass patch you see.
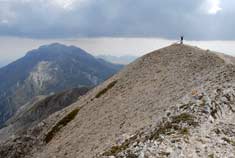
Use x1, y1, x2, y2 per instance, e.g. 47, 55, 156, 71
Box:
44, 108, 80, 143
208, 154, 214, 158
149, 121, 179, 140
102, 134, 138, 156
171, 113, 198, 127
150, 113, 197, 140
179, 102, 194, 110
95, 80, 117, 98
222, 137, 235, 146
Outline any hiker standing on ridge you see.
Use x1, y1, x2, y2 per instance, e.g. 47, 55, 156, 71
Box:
180, 36, 184, 44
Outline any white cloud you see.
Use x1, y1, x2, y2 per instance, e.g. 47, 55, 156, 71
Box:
204, 0, 222, 15
50, 0, 75, 10
209, 0, 222, 14
50, 0, 88, 10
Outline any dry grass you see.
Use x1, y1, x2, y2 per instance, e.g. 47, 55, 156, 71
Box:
95, 80, 117, 98
44, 108, 80, 143
102, 134, 138, 156
149, 113, 197, 140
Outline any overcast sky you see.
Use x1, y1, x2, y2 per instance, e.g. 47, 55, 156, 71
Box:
0, 0, 235, 66
0, 0, 234, 39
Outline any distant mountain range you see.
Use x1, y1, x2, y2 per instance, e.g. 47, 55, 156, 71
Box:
0, 43, 123, 127
97, 55, 137, 65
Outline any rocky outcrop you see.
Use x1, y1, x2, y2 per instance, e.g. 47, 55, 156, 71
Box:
101, 85, 235, 157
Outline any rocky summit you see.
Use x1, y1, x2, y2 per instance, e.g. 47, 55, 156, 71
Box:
1, 44, 235, 158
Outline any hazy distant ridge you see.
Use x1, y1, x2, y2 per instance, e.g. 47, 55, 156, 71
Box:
97, 54, 137, 65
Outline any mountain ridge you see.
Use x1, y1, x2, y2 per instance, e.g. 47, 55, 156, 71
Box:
1, 44, 235, 158
35, 44, 235, 157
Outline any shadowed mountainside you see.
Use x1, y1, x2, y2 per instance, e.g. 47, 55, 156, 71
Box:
0, 87, 90, 141
0, 43, 123, 127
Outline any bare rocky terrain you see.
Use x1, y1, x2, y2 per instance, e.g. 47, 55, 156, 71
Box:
1, 44, 235, 158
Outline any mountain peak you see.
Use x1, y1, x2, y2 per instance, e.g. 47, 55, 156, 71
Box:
39, 43, 68, 49
129, 44, 226, 76
25, 43, 91, 61
40, 43, 85, 52
0, 43, 122, 127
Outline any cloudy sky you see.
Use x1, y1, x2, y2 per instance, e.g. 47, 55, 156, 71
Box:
0, 0, 235, 66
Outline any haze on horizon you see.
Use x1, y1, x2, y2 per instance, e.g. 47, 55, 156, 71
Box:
0, 0, 235, 66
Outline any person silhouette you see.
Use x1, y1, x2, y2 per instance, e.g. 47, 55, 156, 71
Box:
180, 36, 184, 44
